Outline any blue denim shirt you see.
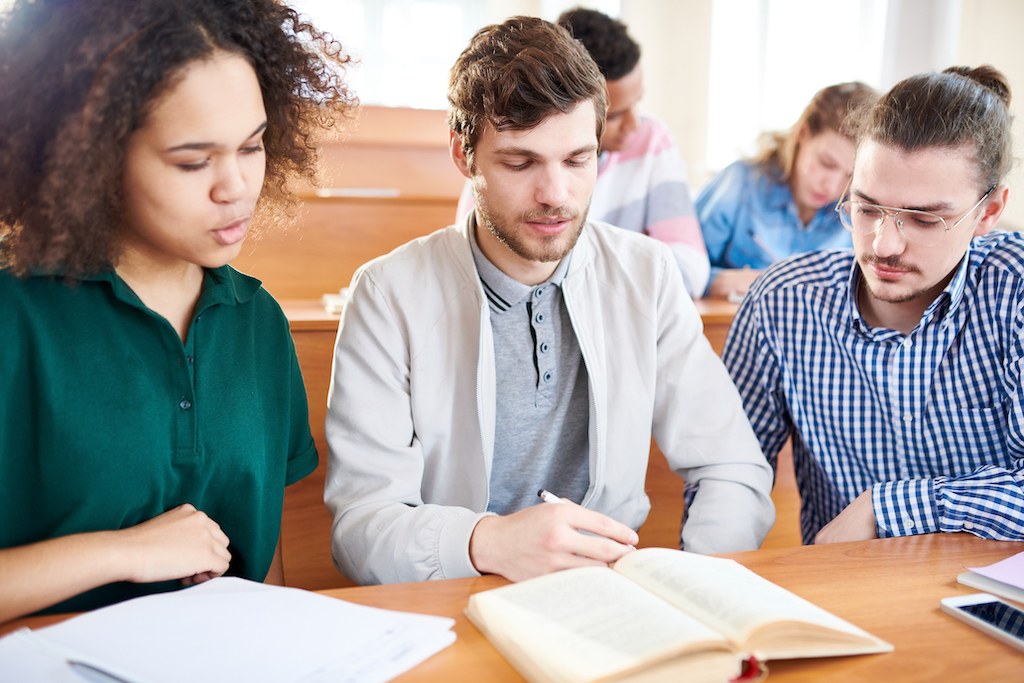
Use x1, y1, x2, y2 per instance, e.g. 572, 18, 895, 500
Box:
696, 160, 852, 294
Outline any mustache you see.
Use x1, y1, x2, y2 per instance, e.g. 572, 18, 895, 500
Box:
862, 254, 920, 274
520, 206, 580, 222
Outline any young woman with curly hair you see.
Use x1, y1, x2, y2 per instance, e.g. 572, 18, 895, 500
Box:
0, 0, 355, 622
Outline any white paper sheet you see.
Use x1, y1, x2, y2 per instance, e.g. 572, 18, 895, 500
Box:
0, 578, 455, 683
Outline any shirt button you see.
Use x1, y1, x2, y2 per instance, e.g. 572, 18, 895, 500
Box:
187, 356, 194, 365
179, 399, 192, 411
903, 338, 913, 348
903, 517, 915, 529
903, 414, 913, 423
539, 342, 549, 354
542, 371, 553, 383
964, 521, 974, 530
535, 288, 544, 297
535, 312, 545, 324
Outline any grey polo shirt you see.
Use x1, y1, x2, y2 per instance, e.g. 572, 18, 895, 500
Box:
470, 226, 590, 514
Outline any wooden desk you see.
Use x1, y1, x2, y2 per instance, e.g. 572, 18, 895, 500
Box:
320, 536, 1024, 682
692, 298, 739, 355
281, 298, 737, 343
5, 536, 1020, 681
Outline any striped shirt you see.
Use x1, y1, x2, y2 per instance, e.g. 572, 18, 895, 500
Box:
592, 116, 709, 298
723, 230, 1024, 543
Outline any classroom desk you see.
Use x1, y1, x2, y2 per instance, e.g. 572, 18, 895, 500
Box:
4, 535, 1020, 681
324, 534, 1024, 682
280, 297, 739, 351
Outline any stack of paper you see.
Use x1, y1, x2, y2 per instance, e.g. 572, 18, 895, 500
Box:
958, 551, 1024, 604
0, 577, 456, 682
322, 287, 349, 314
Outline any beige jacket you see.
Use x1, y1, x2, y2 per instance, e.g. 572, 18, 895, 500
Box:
324, 218, 774, 585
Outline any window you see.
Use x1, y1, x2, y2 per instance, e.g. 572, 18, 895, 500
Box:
706, 0, 962, 171
291, 0, 620, 110
706, 0, 889, 170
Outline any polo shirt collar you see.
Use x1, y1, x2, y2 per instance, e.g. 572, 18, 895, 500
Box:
469, 216, 573, 314
45, 264, 262, 313
847, 246, 971, 339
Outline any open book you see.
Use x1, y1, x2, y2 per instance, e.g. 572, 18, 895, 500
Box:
466, 547, 892, 683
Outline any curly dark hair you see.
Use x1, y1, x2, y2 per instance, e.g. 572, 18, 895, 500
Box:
0, 0, 356, 276
557, 8, 640, 82
448, 16, 607, 174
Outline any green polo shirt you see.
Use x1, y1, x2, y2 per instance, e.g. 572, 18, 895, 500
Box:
0, 265, 317, 613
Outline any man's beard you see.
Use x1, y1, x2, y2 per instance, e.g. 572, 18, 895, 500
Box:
476, 197, 590, 264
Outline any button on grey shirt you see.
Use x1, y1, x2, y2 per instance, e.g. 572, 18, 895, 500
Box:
470, 225, 590, 514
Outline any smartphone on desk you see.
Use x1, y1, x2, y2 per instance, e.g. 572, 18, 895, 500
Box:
941, 593, 1024, 653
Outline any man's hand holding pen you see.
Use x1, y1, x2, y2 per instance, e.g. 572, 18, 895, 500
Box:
468, 490, 639, 582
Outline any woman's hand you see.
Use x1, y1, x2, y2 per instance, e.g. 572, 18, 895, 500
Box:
0, 504, 231, 624
117, 504, 231, 584
707, 268, 763, 300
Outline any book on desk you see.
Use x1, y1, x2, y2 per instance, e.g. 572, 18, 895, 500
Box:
466, 547, 892, 683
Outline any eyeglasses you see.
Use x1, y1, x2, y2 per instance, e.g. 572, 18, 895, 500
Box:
836, 184, 995, 247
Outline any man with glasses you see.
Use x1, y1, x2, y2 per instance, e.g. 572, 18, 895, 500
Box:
722, 66, 1024, 545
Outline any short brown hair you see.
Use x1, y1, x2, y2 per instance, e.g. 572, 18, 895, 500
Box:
753, 81, 877, 183
854, 65, 1013, 191
447, 16, 607, 172
0, 0, 356, 276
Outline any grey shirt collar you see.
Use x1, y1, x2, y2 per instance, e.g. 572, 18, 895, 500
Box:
469, 216, 573, 314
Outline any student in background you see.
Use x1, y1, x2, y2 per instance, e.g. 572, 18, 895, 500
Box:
456, 8, 711, 298
0, 0, 354, 622
724, 66, 1023, 545
699, 82, 876, 299
325, 17, 773, 586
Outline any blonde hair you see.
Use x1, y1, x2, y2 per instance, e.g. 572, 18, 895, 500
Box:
752, 81, 876, 184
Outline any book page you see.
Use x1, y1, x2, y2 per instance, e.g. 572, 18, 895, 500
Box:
467, 566, 737, 683
613, 548, 880, 649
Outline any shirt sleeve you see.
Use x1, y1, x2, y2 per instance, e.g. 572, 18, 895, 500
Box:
872, 300, 1024, 540
720, 281, 794, 471
284, 335, 318, 486
696, 162, 749, 292
323, 267, 488, 584
650, 245, 775, 553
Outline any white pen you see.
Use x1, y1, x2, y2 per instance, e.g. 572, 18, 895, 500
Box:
538, 489, 565, 504
537, 489, 637, 550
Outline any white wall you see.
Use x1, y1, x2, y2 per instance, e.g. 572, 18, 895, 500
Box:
959, 0, 1024, 230
627, 0, 1024, 232
621, 0, 714, 183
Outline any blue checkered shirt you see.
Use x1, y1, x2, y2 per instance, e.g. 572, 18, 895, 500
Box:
723, 230, 1024, 544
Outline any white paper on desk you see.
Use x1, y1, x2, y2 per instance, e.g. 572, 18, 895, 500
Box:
0, 628, 85, 682
0, 577, 455, 683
